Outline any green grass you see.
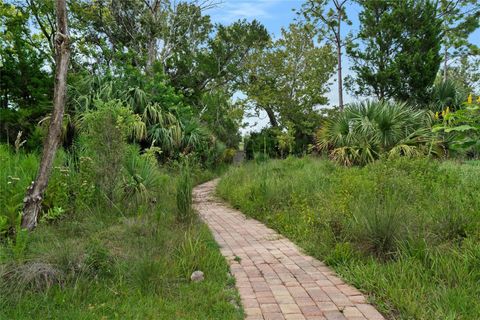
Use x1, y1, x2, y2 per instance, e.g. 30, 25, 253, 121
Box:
0, 146, 242, 320
217, 156, 480, 320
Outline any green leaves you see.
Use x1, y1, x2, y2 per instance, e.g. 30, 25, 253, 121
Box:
347, 0, 442, 104
444, 125, 477, 132
242, 22, 336, 136
317, 101, 438, 165
433, 98, 480, 156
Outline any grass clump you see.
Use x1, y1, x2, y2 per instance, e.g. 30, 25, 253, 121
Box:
176, 160, 194, 223
217, 157, 480, 319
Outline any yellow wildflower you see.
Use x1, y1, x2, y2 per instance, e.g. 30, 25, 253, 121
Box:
477, 96, 480, 103
435, 111, 439, 119
467, 93, 473, 104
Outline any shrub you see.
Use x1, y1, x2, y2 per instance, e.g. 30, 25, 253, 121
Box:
79, 100, 145, 201
433, 94, 480, 158
317, 100, 439, 165
122, 146, 162, 206
244, 128, 279, 160
429, 79, 468, 112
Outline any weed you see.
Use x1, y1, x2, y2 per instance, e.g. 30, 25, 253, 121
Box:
218, 157, 480, 319
176, 160, 193, 223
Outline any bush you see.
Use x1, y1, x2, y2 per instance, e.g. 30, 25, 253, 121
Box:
79, 100, 145, 201
244, 128, 279, 160
428, 79, 468, 112
433, 94, 480, 159
317, 100, 439, 165
122, 146, 163, 206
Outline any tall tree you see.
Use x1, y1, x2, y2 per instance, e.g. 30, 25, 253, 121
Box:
69, 1, 268, 108
22, 0, 70, 230
437, 0, 480, 82
167, 19, 269, 105
242, 23, 336, 136
0, 1, 53, 145
347, 0, 442, 103
301, 0, 351, 110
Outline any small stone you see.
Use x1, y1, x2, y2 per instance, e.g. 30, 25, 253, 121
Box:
191, 270, 204, 282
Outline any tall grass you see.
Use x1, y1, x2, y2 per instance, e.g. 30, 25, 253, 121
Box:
0, 144, 242, 319
176, 160, 193, 222
217, 157, 480, 319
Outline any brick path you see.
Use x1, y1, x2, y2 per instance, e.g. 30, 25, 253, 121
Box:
193, 180, 385, 320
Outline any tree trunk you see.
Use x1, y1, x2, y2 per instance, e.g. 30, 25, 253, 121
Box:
337, 21, 343, 110
334, 0, 345, 110
147, 38, 157, 72
265, 106, 279, 127
443, 45, 448, 82
22, 0, 70, 231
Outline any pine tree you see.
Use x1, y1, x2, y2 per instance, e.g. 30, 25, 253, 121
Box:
348, 0, 442, 104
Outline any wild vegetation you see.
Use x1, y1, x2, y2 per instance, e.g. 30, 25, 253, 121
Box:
218, 157, 480, 319
1, 0, 251, 316
0, 110, 241, 318
1, 0, 479, 318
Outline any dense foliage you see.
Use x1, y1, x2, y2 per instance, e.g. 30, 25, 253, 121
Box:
433, 94, 480, 157
316, 100, 439, 165
218, 157, 480, 319
347, 0, 442, 104
1, 0, 480, 318
0, 143, 241, 319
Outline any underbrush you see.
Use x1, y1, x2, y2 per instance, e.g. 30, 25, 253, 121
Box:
217, 157, 480, 319
0, 144, 241, 319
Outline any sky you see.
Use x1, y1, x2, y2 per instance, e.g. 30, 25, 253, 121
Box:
206, 0, 480, 133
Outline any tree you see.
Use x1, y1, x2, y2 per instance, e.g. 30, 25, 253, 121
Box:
166, 19, 270, 106
22, 0, 70, 230
242, 23, 336, 138
69, 1, 268, 110
347, 0, 442, 104
317, 100, 437, 166
437, 0, 480, 82
301, 0, 351, 110
0, 1, 53, 146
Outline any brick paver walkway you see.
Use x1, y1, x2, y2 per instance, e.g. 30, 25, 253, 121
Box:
193, 180, 385, 320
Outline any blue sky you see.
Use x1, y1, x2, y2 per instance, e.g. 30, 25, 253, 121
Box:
207, 0, 480, 132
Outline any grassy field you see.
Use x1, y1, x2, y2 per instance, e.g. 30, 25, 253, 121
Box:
217, 157, 480, 319
0, 146, 241, 320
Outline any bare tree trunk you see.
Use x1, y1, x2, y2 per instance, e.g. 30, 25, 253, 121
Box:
147, 38, 157, 72
22, 0, 70, 231
337, 22, 343, 110
265, 106, 279, 128
145, 0, 160, 74
443, 46, 448, 82
333, 0, 345, 110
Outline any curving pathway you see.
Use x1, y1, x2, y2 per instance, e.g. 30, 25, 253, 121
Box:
193, 179, 385, 320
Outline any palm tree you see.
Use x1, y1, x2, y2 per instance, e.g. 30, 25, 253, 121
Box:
317, 100, 439, 165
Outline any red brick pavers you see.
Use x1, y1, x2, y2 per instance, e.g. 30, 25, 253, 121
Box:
193, 180, 385, 320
